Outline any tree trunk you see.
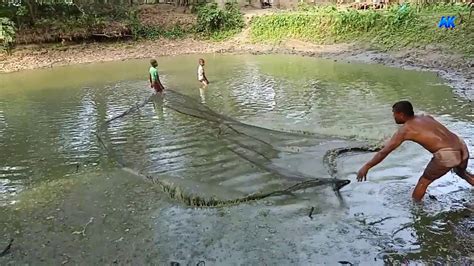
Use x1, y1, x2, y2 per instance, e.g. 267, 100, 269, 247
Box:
25, 0, 36, 25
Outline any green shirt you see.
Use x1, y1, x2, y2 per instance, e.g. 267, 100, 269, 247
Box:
149, 66, 159, 82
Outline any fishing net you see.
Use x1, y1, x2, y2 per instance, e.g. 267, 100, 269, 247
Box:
96, 89, 381, 207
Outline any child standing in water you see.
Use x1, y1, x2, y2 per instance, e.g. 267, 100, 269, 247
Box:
149, 59, 165, 93
197, 58, 209, 87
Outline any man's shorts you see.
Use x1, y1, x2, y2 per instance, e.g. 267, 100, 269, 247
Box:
152, 83, 163, 93
423, 139, 469, 181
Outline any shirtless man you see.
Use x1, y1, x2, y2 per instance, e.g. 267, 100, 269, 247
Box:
357, 101, 473, 201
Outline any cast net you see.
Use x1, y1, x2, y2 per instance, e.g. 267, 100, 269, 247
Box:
96, 89, 381, 206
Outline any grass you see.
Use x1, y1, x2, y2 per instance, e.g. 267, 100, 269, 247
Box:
249, 4, 474, 56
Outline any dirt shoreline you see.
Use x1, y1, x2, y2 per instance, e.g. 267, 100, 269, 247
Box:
1, 38, 473, 100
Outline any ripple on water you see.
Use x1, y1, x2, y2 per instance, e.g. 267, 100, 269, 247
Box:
0, 178, 23, 206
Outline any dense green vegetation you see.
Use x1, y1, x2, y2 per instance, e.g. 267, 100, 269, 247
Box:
1, 1, 473, 56
0, 17, 15, 53
250, 3, 474, 55
195, 2, 244, 40
130, 2, 244, 41
0, 1, 244, 50
0, 2, 190, 43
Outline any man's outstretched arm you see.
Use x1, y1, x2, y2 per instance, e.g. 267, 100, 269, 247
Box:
357, 128, 406, 181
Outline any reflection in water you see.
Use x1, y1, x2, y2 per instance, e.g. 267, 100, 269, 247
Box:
58, 90, 97, 165
230, 62, 277, 118
151, 94, 164, 118
383, 205, 473, 263
0, 109, 6, 138
0, 54, 472, 263
199, 87, 206, 104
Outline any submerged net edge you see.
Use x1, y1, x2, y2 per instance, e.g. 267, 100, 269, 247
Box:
95, 90, 381, 207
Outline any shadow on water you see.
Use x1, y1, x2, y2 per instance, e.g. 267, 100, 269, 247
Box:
0, 54, 472, 264
384, 206, 473, 263
351, 190, 473, 264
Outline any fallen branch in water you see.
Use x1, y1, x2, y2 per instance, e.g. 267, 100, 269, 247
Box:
392, 222, 413, 237
309, 207, 315, 219
72, 217, 94, 237
338, 261, 354, 266
368, 216, 395, 226
0, 239, 13, 257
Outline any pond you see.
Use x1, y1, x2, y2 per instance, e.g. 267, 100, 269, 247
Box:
0, 54, 472, 264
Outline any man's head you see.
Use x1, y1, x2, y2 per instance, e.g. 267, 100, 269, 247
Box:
199, 58, 205, 66
392, 100, 414, 124
150, 59, 158, 68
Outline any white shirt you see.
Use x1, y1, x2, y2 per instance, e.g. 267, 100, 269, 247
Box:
198, 65, 204, 81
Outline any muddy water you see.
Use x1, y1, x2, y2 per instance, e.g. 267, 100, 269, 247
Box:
0, 54, 472, 264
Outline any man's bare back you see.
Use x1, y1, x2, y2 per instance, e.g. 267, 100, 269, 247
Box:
356, 101, 473, 201
401, 114, 464, 153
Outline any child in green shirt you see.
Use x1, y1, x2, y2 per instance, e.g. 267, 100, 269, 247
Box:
149, 59, 165, 93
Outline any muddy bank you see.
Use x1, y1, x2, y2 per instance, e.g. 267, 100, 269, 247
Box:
1, 37, 473, 101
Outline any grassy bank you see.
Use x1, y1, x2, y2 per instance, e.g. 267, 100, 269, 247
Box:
250, 4, 474, 56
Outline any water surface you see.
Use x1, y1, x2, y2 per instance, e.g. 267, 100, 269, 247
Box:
0, 54, 472, 264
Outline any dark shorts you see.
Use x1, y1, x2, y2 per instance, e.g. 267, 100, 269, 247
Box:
152, 83, 163, 93
423, 140, 469, 181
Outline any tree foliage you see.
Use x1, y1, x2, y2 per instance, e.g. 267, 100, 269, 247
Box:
0, 17, 15, 54
196, 2, 244, 34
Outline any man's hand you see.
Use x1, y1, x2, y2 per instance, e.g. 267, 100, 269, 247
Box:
357, 165, 370, 182
356, 128, 406, 183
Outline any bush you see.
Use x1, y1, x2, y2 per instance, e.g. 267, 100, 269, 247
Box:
127, 10, 187, 40
196, 2, 244, 34
0, 17, 15, 54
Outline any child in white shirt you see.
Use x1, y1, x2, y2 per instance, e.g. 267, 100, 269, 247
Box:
197, 58, 209, 87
